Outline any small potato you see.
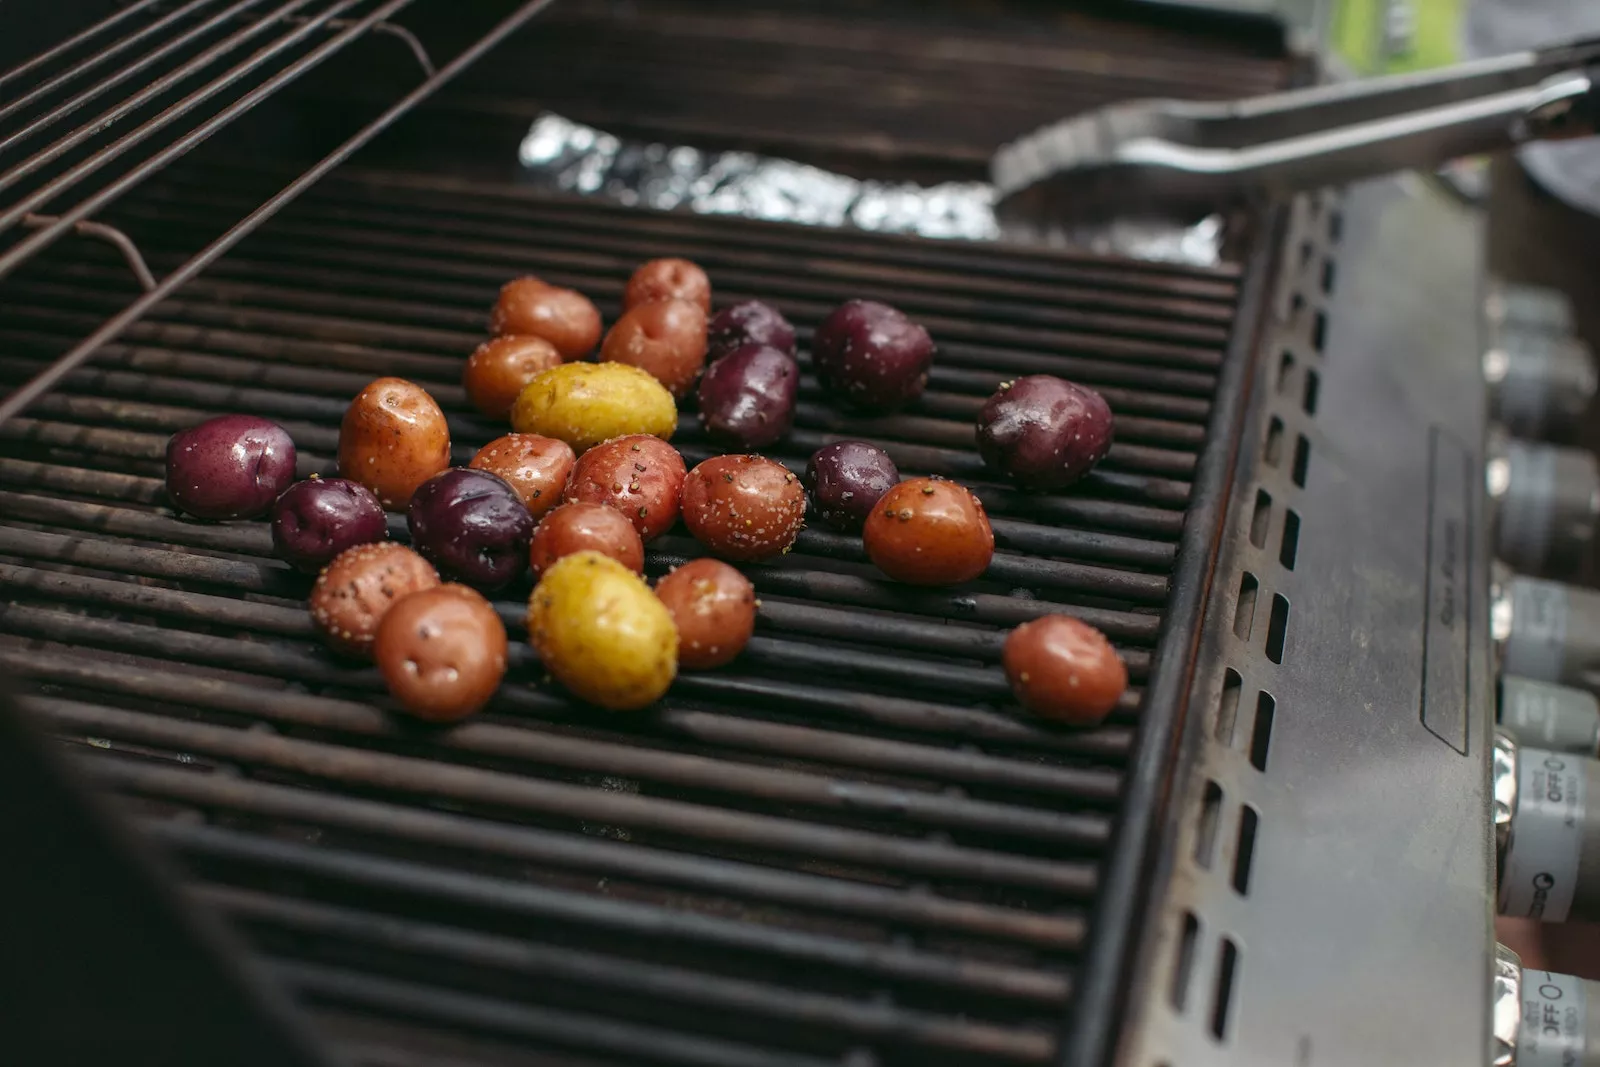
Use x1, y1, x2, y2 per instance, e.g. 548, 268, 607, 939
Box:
624, 258, 711, 313
707, 300, 796, 362
407, 468, 533, 591
469, 433, 574, 519
310, 542, 440, 658
463, 335, 564, 421
680, 454, 806, 562
976, 375, 1113, 489
166, 414, 297, 520
600, 299, 708, 398
338, 377, 452, 510
813, 299, 934, 411
271, 477, 388, 573
655, 558, 756, 669
529, 502, 645, 579
563, 434, 686, 542
510, 362, 677, 454
1003, 615, 1127, 724
489, 277, 602, 361
528, 550, 678, 710
375, 584, 507, 722
696, 344, 798, 449
804, 441, 899, 534
863, 477, 993, 585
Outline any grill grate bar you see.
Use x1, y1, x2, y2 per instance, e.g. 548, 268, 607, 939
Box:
0, 488, 1164, 642
0, 0, 386, 260
269, 959, 844, 1067
137, 816, 1077, 1003
3, 297, 1217, 424
0, 603, 1119, 844
131, 162, 1249, 290
0, 0, 221, 128
0, 598, 1148, 738
0, 0, 560, 426
3, 648, 1120, 804
83, 757, 1084, 949
0, 0, 169, 93
198, 883, 1060, 1060
99, 189, 1238, 343
31, 697, 1101, 895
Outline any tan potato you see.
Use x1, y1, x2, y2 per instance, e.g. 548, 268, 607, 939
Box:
510, 362, 677, 454
338, 377, 451, 510
527, 550, 678, 710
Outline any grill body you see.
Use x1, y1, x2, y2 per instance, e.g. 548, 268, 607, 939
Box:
1, 5, 1470, 1067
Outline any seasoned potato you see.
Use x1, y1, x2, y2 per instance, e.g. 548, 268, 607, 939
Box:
527, 550, 678, 710
338, 377, 451, 510
510, 362, 677, 454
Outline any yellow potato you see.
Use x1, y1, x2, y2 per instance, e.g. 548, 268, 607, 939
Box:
527, 550, 678, 710
510, 362, 677, 454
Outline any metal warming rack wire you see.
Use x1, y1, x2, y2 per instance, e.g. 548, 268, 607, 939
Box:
0, 0, 556, 427
0, 5, 1292, 1066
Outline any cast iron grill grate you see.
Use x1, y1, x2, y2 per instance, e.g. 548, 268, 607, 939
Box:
0, 159, 1260, 1066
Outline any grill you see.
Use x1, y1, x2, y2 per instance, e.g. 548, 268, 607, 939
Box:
0, 4, 1293, 1066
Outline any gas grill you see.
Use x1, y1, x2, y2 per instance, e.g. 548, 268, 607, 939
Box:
0, 4, 1509, 1067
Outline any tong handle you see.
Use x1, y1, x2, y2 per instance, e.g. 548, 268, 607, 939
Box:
1172, 37, 1600, 150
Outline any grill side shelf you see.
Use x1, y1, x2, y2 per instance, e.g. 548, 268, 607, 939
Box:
1117, 180, 1496, 1066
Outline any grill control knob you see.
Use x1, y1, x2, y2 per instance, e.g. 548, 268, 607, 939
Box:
1493, 943, 1600, 1066
1485, 332, 1598, 442
1501, 675, 1600, 757
1485, 280, 1575, 337
1493, 576, 1600, 694
1495, 732, 1600, 924
1487, 435, 1600, 580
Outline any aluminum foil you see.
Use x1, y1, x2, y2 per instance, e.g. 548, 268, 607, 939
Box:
517, 113, 1224, 266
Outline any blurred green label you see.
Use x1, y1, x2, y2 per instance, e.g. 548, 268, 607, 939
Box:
1330, 0, 1466, 75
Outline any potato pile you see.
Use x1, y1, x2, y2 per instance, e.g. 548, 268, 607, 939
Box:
163, 255, 1128, 727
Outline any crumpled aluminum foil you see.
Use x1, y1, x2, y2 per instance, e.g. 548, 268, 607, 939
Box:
517, 113, 1225, 266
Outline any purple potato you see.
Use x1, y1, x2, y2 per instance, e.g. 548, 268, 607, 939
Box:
976, 375, 1114, 489
165, 414, 297, 520
270, 477, 388, 573
804, 440, 900, 533
406, 468, 533, 590
707, 300, 797, 362
696, 343, 799, 449
811, 299, 934, 411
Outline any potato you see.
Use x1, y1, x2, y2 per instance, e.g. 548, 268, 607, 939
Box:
510, 362, 677, 454
527, 550, 678, 710
338, 377, 451, 510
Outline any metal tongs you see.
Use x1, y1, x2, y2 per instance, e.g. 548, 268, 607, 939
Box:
992, 38, 1600, 222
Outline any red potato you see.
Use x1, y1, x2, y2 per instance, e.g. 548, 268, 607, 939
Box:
600, 299, 708, 398
375, 584, 508, 722
469, 433, 574, 520
624, 257, 711, 313
489, 277, 602, 361
680, 454, 806, 562
338, 377, 452, 510
1003, 615, 1127, 724
655, 558, 757, 669
563, 434, 686, 542
863, 477, 993, 585
529, 501, 646, 579
463, 335, 564, 421
309, 542, 440, 658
